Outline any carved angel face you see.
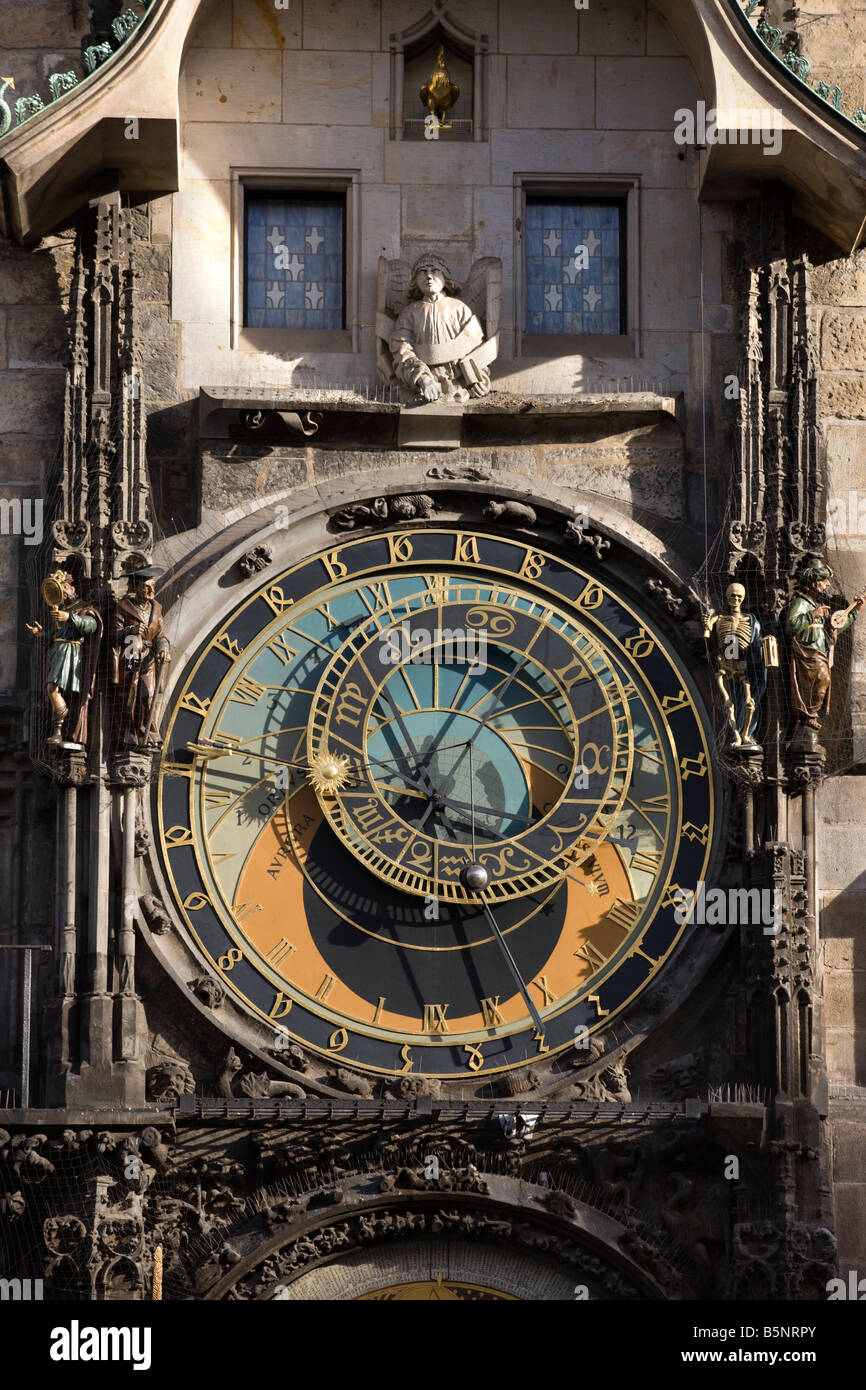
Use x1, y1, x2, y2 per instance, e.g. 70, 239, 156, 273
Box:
415, 267, 445, 299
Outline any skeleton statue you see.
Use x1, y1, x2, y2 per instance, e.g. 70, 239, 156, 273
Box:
704, 582, 773, 750
26, 568, 102, 747
376, 252, 500, 404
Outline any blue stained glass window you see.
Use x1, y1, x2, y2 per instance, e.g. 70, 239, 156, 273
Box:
245, 193, 345, 332
525, 198, 625, 336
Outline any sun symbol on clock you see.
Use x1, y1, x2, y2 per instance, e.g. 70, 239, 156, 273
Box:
308, 748, 353, 797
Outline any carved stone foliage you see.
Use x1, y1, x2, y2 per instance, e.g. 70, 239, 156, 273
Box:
237, 544, 273, 578
729, 1221, 835, 1300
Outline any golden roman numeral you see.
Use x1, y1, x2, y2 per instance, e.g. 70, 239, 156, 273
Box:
364, 581, 393, 612
605, 898, 643, 933
316, 974, 336, 1002
637, 793, 670, 816
233, 901, 261, 923
636, 737, 663, 764
422, 1003, 449, 1033
631, 848, 663, 875
629, 942, 660, 967
230, 675, 267, 706
480, 996, 503, 1028
373, 996, 386, 1024
179, 692, 211, 717
574, 940, 608, 970
266, 633, 297, 665
204, 788, 233, 808
531, 975, 555, 1007
161, 761, 193, 779
266, 938, 295, 967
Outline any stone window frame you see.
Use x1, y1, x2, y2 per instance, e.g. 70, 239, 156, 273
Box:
230, 170, 361, 356
514, 174, 641, 360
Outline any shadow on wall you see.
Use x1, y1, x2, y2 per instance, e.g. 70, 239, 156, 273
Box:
821, 862, 866, 1087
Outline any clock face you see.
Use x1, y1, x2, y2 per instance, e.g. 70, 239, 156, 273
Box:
157, 527, 716, 1079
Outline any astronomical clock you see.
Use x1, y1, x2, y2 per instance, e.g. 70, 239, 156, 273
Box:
156, 525, 716, 1084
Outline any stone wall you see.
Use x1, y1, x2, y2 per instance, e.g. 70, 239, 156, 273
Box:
176, 0, 730, 534
766, 0, 866, 124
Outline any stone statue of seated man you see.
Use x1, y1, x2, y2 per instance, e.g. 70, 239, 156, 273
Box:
379, 252, 500, 405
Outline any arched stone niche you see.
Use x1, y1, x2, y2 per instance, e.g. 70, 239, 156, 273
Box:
390, 0, 489, 142
197, 1176, 674, 1301
273, 1240, 573, 1300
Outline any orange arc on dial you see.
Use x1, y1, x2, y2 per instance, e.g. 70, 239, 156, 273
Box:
234, 786, 635, 1037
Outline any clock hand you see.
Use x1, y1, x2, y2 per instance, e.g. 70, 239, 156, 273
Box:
481, 896, 545, 1035
459, 862, 544, 1034
375, 683, 437, 797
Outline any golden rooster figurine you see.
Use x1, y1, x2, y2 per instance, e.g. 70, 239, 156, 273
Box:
420, 46, 459, 131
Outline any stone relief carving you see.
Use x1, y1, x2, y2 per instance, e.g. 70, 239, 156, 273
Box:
376, 253, 500, 403
140, 893, 172, 935
484, 499, 537, 527
189, 976, 225, 1010
331, 493, 435, 531
564, 517, 611, 560
217, 1047, 306, 1101
237, 544, 273, 577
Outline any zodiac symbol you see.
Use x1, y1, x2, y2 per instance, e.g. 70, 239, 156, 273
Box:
335, 681, 365, 728
464, 607, 516, 637
478, 845, 533, 875
579, 743, 610, 776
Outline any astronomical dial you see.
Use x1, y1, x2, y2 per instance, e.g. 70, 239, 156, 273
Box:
156, 528, 716, 1078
